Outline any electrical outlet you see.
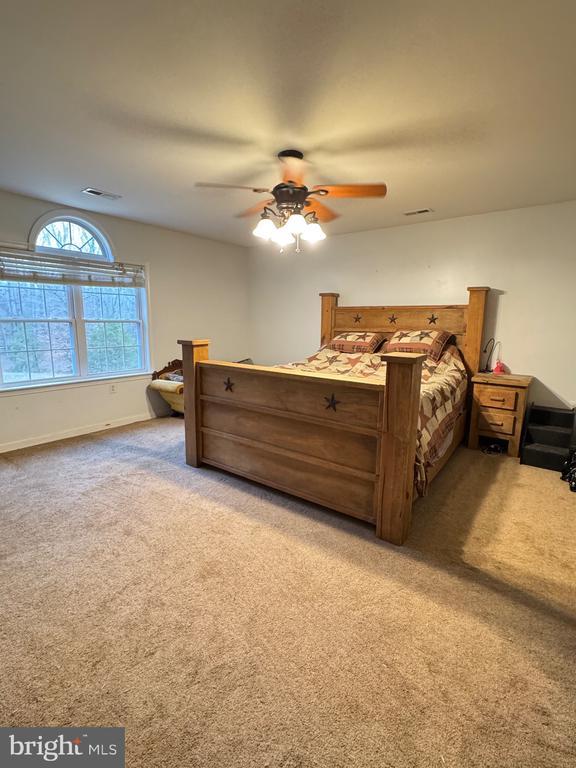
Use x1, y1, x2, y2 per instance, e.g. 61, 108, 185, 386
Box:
109, 383, 117, 394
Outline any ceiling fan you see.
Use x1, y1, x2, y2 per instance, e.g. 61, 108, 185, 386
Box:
195, 149, 387, 250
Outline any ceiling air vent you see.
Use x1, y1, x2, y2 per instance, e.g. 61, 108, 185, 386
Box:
403, 208, 433, 216
81, 187, 122, 201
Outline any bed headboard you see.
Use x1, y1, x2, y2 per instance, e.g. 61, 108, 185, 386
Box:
319, 287, 489, 376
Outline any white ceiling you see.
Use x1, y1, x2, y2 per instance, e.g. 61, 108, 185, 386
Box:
1, 0, 576, 246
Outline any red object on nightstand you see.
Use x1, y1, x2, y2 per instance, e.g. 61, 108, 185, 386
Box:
493, 359, 506, 375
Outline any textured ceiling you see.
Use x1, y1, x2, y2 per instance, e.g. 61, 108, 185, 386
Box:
1, 0, 576, 246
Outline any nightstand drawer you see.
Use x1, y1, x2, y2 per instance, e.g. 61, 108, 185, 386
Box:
476, 385, 518, 411
479, 411, 516, 435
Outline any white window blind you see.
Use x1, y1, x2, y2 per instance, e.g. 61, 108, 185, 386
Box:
0, 249, 146, 288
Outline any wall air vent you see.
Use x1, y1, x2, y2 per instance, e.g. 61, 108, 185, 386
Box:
403, 208, 433, 216
81, 187, 122, 201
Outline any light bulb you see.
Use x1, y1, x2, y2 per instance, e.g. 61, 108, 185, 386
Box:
252, 217, 277, 240
301, 222, 326, 242
284, 213, 308, 235
271, 225, 295, 247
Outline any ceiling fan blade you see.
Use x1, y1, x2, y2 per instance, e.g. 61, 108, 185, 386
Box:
280, 156, 307, 185
305, 199, 339, 223
196, 182, 271, 193
312, 184, 387, 198
236, 199, 275, 218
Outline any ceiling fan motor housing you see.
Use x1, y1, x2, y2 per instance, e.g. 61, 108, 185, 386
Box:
277, 149, 304, 160
272, 182, 309, 214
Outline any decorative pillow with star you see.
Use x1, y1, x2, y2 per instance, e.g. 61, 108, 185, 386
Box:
328, 331, 387, 354
382, 329, 454, 362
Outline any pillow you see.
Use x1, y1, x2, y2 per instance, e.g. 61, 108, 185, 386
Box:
328, 331, 386, 354
382, 329, 453, 362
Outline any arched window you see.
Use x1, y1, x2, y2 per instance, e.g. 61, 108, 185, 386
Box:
35, 216, 111, 260
0, 214, 148, 388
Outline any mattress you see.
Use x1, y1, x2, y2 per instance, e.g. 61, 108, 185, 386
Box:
279, 344, 468, 494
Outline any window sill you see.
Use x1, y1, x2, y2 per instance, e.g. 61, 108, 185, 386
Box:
0, 371, 153, 397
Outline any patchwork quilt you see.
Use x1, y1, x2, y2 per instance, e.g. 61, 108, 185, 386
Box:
279, 344, 467, 494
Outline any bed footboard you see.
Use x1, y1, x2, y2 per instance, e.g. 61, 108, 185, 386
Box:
179, 340, 424, 545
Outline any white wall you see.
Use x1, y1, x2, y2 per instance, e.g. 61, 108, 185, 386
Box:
249, 200, 576, 408
0, 189, 250, 451
3, 191, 575, 453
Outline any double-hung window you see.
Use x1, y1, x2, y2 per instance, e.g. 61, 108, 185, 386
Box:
0, 217, 148, 388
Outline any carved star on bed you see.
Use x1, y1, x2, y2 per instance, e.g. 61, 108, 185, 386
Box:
353, 313, 362, 323
388, 314, 398, 324
223, 377, 235, 392
324, 393, 341, 412
427, 314, 439, 325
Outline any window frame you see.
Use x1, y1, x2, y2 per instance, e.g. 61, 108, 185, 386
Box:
31, 212, 114, 262
0, 215, 151, 391
73, 284, 148, 379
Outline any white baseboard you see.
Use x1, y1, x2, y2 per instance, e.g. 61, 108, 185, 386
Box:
0, 413, 154, 454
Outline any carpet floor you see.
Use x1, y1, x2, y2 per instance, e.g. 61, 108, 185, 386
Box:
1, 418, 575, 767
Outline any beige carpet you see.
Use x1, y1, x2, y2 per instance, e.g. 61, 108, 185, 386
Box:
1, 418, 575, 768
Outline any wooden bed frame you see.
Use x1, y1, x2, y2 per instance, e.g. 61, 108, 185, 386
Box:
179, 287, 489, 545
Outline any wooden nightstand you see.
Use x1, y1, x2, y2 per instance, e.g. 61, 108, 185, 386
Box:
468, 373, 533, 457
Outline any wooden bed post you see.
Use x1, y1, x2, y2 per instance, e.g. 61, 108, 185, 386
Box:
377, 352, 426, 545
319, 292, 339, 346
464, 287, 490, 375
178, 339, 210, 467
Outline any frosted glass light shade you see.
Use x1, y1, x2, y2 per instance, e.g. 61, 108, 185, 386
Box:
271, 225, 296, 247
285, 213, 308, 235
252, 217, 277, 240
301, 222, 326, 242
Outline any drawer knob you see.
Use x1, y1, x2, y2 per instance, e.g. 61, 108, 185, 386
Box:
490, 396, 505, 402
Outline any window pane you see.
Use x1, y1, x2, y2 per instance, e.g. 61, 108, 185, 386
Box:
36, 227, 60, 249
70, 222, 93, 248
49, 323, 73, 350
106, 347, 124, 371
37, 220, 103, 256
0, 286, 11, 318
45, 288, 69, 319
52, 221, 66, 248
52, 349, 75, 378
1, 352, 30, 382
124, 347, 141, 370
0, 282, 72, 321
5, 284, 22, 316
29, 350, 53, 380
119, 289, 138, 319
84, 237, 103, 256
105, 323, 123, 347
122, 323, 140, 347
86, 322, 106, 348
2, 322, 26, 351
25, 322, 51, 351
0, 318, 77, 386
20, 288, 46, 318
82, 288, 102, 319
87, 347, 107, 375
101, 289, 120, 319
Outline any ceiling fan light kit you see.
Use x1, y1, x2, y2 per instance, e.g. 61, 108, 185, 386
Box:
196, 149, 387, 252
253, 208, 326, 252
270, 225, 296, 248
301, 221, 326, 243
252, 216, 277, 240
